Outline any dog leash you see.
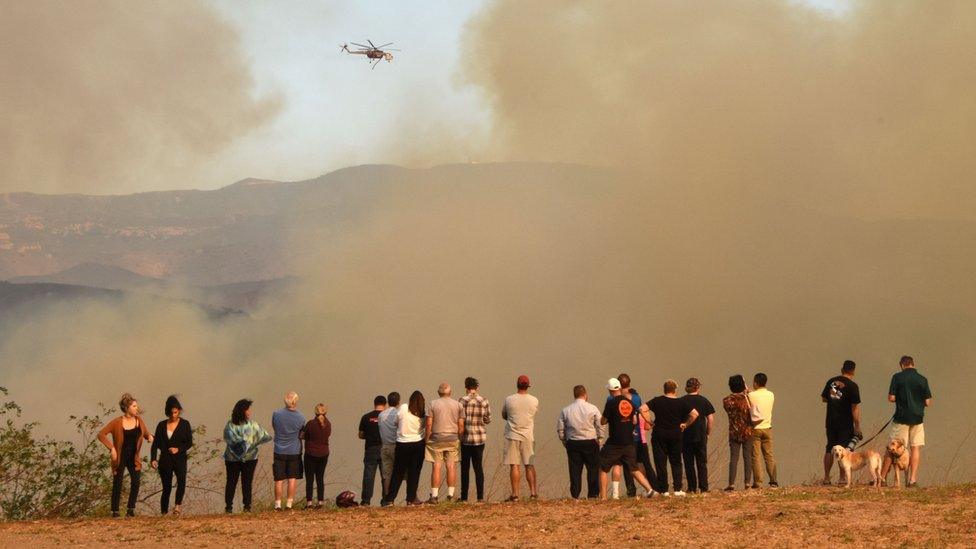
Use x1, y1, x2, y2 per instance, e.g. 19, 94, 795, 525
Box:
855, 415, 894, 450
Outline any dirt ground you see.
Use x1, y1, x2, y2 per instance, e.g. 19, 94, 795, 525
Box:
2, 485, 974, 548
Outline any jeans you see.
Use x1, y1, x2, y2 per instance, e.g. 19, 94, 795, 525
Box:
111, 462, 140, 513
651, 432, 683, 493
460, 444, 486, 501
385, 440, 425, 503
682, 437, 709, 492
361, 445, 381, 504
564, 439, 600, 498
729, 438, 753, 488
752, 428, 777, 485
158, 456, 187, 513
225, 459, 257, 511
305, 454, 329, 502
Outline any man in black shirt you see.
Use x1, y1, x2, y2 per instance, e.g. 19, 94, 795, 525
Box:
681, 378, 715, 493
821, 360, 861, 485
648, 379, 699, 496
599, 378, 655, 499
358, 395, 387, 505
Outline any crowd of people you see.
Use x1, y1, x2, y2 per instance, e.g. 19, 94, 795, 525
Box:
95, 357, 932, 517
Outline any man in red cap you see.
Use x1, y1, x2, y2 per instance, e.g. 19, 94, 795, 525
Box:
501, 374, 539, 502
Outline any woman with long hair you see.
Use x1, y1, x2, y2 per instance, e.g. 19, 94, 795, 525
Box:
150, 395, 193, 515
223, 398, 272, 513
302, 403, 331, 509
97, 393, 153, 517
382, 390, 426, 506
722, 375, 755, 491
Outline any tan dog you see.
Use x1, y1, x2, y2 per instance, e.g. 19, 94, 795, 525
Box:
886, 439, 910, 488
831, 445, 882, 488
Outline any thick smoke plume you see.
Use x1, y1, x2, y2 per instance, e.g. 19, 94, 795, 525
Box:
0, 0, 280, 194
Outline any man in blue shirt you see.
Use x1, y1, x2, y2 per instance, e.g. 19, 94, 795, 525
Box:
271, 391, 306, 510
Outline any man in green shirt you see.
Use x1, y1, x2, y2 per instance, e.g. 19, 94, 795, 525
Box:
880, 356, 932, 487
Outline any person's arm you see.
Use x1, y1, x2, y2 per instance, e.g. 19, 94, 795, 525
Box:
183, 420, 194, 453
556, 412, 566, 442
425, 415, 433, 443
256, 423, 273, 445
97, 418, 118, 463
150, 422, 162, 465
888, 394, 896, 403
888, 375, 897, 403
457, 413, 465, 438
483, 401, 492, 425
680, 408, 700, 431
593, 410, 605, 445
705, 413, 714, 437
223, 423, 245, 461
501, 401, 508, 421
638, 403, 653, 428
924, 379, 932, 407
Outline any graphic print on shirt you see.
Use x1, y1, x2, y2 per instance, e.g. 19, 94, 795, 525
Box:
828, 379, 846, 400
618, 399, 634, 420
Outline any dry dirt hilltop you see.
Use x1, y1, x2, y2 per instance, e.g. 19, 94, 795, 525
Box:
1, 485, 974, 547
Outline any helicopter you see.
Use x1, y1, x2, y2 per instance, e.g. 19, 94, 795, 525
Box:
340, 40, 399, 69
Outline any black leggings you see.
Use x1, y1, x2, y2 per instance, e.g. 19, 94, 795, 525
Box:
460, 444, 486, 501
385, 440, 425, 503
159, 457, 187, 513
225, 460, 257, 511
304, 454, 329, 502
111, 462, 140, 513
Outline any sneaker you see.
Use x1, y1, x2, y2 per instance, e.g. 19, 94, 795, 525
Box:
504, 495, 520, 503
126, 509, 135, 517
224, 508, 233, 514
445, 495, 454, 503
769, 482, 779, 488
407, 499, 425, 506
673, 491, 687, 497
242, 507, 252, 513
907, 482, 918, 489
112, 511, 120, 518
426, 496, 439, 505
274, 507, 282, 512
662, 492, 671, 497
529, 494, 539, 501
724, 486, 734, 492
750, 484, 760, 489
380, 500, 392, 507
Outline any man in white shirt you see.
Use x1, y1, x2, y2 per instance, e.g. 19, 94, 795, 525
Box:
557, 385, 603, 499
749, 373, 778, 488
376, 392, 400, 500
502, 374, 539, 502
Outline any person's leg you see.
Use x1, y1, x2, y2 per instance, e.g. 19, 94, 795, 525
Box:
126, 465, 140, 514
225, 461, 240, 512
668, 438, 683, 492
407, 442, 424, 502
274, 480, 284, 505
697, 437, 709, 491
174, 458, 187, 509
762, 430, 777, 484
317, 455, 327, 502
381, 444, 395, 499
445, 444, 458, 498
460, 445, 472, 501
472, 445, 486, 501
362, 448, 378, 505
386, 443, 407, 504
751, 432, 763, 486
430, 460, 443, 497
909, 446, 922, 484
728, 440, 740, 488
637, 442, 655, 485
111, 468, 124, 515
567, 442, 583, 499
599, 468, 609, 500
241, 460, 257, 511
622, 458, 637, 497
743, 437, 754, 488
823, 451, 833, 484
651, 435, 668, 493
509, 464, 521, 498
682, 442, 697, 493
305, 456, 316, 503
287, 478, 298, 506
584, 442, 600, 499
526, 464, 537, 497
159, 465, 173, 514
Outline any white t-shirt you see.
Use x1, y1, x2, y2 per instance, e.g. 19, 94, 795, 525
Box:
750, 387, 775, 430
396, 403, 424, 443
503, 393, 539, 442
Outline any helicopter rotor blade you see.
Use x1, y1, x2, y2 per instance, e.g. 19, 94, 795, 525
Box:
376, 42, 393, 49
385, 48, 401, 52
368, 39, 377, 49
351, 42, 369, 49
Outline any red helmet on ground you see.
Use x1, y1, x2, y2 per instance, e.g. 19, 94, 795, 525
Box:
335, 491, 358, 508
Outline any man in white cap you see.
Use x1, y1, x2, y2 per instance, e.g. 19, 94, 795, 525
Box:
599, 378, 655, 499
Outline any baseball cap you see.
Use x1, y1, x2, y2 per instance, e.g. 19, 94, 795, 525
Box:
517, 374, 531, 387
606, 378, 621, 390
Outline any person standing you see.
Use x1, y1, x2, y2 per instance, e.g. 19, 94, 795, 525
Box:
425, 382, 464, 503
648, 379, 699, 496
821, 360, 861, 485
605, 373, 645, 498
384, 390, 427, 506
303, 403, 332, 509
502, 375, 539, 502
557, 385, 603, 499
272, 391, 306, 510
223, 398, 272, 513
358, 395, 386, 506
750, 373, 777, 488
681, 378, 715, 493
600, 379, 655, 499
880, 356, 932, 487
377, 392, 401, 500
150, 395, 193, 515
458, 377, 491, 503
722, 375, 754, 491
98, 393, 153, 517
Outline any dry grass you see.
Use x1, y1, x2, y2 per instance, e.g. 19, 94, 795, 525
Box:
2, 485, 975, 547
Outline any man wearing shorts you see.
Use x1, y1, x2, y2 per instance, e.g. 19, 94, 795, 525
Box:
820, 360, 861, 485
881, 355, 932, 487
377, 391, 400, 500
425, 382, 464, 503
600, 378, 655, 499
502, 375, 539, 502
271, 391, 306, 510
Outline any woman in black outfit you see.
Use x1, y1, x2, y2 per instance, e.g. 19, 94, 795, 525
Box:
151, 395, 193, 515
382, 390, 426, 506
302, 403, 331, 509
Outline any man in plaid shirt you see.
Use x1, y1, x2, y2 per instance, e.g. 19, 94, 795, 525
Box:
459, 377, 492, 502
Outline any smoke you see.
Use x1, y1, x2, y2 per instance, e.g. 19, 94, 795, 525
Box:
2, 0, 975, 506
0, 0, 281, 194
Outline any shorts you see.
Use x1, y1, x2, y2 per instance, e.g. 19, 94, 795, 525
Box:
425, 440, 460, 463
380, 442, 396, 480
503, 438, 534, 465
599, 443, 640, 472
891, 422, 925, 447
272, 453, 303, 481
825, 427, 854, 452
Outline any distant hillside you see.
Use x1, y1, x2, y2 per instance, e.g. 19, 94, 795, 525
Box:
9, 262, 163, 291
